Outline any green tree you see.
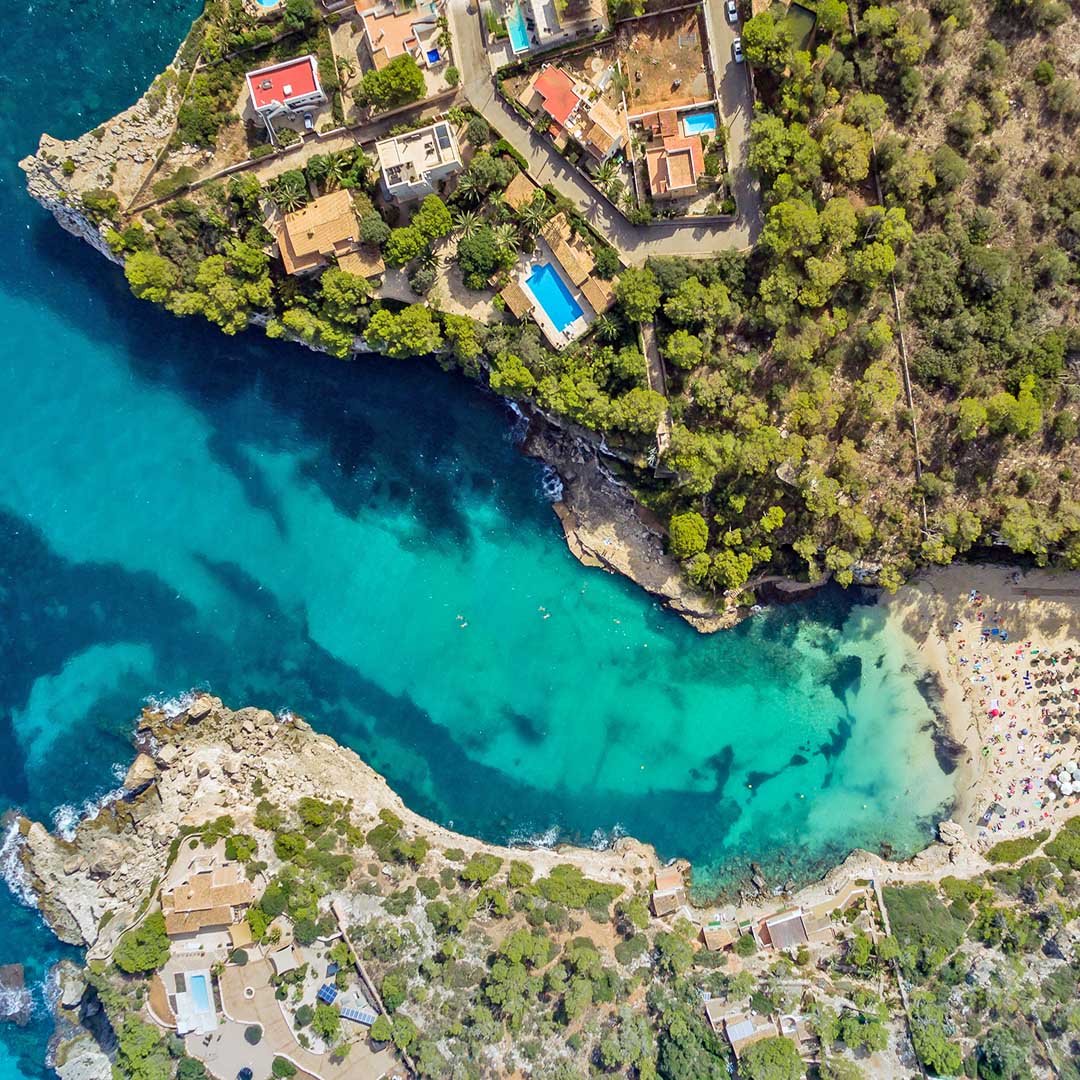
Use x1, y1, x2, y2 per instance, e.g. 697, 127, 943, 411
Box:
932, 144, 967, 191
115, 1017, 170, 1080
124, 251, 178, 305
384, 226, 427, 268
320, 268, 370, 324
665, 329, 704, 369
669, 511, 709, 559
365, 304, 443, 358
957, 397, 987, 440
762, 199, 821, 257
739, 1035, 803, 1080
816, 0, 849, 35
271, 1058, 297, 1079
741, 11, 793, 71
369, 1014, 392, 1042
411, 195, 452, 242
114, 912, 171, 974
354, 55, 425, 111
488, 354, 536, 397
821, 120, 873, 184
844, 92, 887, 131
312, 1002, 341, 1043
359, 212, 392, 247
615, 267, 662, 322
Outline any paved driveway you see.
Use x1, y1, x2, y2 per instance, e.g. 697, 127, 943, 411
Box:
447, 0, 761, 264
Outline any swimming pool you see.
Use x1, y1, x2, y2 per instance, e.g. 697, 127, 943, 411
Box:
189, 974, 212, 1014
426, 47, 441, 63
507, 1, 530, 53
526, 263, 584, 334
682, 109, 717, 136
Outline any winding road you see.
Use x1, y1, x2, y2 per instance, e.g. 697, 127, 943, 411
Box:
446, 0, 762, 265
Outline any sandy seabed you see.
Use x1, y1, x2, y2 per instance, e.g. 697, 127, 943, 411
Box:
883, 562, 1080, 847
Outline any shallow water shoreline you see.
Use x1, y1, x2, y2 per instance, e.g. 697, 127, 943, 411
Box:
881, 562, 1080, 847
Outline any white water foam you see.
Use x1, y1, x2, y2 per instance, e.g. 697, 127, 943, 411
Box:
0, 818, 37, 911
144, 689, 198, 719
51, 782, 124, 842
589, 823, 626, 851
508, 824, 560, 849
540, 465, 564, 503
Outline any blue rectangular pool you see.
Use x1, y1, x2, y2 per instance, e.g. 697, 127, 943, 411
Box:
507, 1, 530, 53
526, 263, 583, 333
189, 974, 211, 1014
682, 110, 717, 136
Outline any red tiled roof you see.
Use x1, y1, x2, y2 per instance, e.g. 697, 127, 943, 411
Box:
533, 67, 581, 126
248, 57, 319, 111
645, 134, 704, 196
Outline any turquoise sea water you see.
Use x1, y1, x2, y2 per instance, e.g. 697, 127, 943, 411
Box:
0, 1, 955, 1074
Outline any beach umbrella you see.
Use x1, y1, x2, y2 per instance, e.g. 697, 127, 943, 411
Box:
1063, 782, 1074, 795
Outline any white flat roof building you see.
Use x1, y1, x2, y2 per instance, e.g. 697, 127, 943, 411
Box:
375, 121, 463, 202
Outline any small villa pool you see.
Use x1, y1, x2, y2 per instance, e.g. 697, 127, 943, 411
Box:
507, 0, 530, 53
189, 974, 212, 1013
526, 263, 583, 334
426, 47, 441, 63
255, 0, 281, 8
682, 110, 718, 136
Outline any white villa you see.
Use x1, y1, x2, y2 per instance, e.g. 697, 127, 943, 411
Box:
245, 55, 326, 140
375, 121, 463, 202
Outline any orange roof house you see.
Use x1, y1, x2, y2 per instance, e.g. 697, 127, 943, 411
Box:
524, 66, 582, 126
355, 0, 442, 70
276, 190, 361, 275
645, 135, 704, 198
160, 860, 254, 938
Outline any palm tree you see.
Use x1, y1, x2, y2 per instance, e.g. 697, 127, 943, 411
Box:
324, 152, 351, 191
491, 222, 518, 257
453, 208, 482, 238
455, 172, 485, 205
517, 194, 551, 235
594, 159, 619, 187
594, 313, 623, 343
270, 174, 308, 212
416, 246, 443, 276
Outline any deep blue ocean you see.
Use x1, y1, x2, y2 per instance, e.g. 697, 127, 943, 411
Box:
0, 1, 955, 1075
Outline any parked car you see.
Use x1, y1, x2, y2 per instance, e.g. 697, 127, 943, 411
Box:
732, 37, 744, 62
303, 112, 314, 131
726, 0, 738, 22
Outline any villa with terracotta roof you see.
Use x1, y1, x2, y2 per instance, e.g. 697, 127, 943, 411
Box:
517, 66, 624, 162
275, 190, 362, 275
499, 211, 616, 349
355, 0, 444, 70
245, 56, 326, 140
645, 134, 705, 199
160, 859, 254, 938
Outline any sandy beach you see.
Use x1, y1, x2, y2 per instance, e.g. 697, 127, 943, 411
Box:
884, 563, 1080, 848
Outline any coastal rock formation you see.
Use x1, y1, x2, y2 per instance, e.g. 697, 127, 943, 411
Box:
0, 964, 31, 1027
52, 1032, 112, 1080
16, 695, 661, 959
524, 415, 739, 632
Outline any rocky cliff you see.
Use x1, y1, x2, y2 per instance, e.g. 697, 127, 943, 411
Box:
16, 694, 662, 959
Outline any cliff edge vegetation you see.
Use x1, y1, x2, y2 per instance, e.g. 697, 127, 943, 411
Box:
20, 0, 1080, 626
18, 693, 1080, 1080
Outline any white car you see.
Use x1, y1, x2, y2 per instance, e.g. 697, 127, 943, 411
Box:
732, 37, 744, 62
726, 0, 738, 22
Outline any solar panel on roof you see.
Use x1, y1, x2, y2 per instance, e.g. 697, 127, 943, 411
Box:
341, 1006, 378, 1026
317, 984, 338, 1004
